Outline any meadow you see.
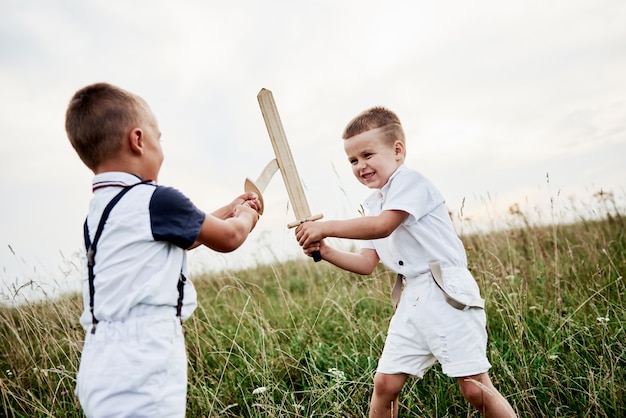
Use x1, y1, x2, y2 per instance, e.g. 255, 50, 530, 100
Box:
1, 196, 624, 417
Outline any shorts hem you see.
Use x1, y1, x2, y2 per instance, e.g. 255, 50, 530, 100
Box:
376, 363, 428, 379
443, 360, 491, 378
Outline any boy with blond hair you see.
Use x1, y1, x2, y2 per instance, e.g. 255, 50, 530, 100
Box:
295, 107, 516, 417
65, 82, 261, 417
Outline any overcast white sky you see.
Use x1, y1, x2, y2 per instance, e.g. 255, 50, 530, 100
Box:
1, 0, 625, 303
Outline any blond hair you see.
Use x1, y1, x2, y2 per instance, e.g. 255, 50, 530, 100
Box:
65, 82, 146, 170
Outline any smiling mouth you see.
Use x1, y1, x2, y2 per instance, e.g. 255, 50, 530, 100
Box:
362, 172, 375, 181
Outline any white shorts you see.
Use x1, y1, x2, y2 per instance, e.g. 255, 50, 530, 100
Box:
377, 267, 491, 378
76, 310, 187, 418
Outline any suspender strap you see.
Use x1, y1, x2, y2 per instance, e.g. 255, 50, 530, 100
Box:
390, 274, 403, 310
176, 272, 186, 323
429, 262, 485, 311
84, 181, 148, 334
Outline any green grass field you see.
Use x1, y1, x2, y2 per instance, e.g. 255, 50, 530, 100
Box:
1, 201, 624, 417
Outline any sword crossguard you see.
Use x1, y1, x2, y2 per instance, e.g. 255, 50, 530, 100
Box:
286, 213, 324, 229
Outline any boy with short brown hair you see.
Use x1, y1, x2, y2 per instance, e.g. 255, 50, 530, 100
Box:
66, 82, 261, 417
295, 106, 516, 417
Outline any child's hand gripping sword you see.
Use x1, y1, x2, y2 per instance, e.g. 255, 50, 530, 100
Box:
245, 88, 323, 261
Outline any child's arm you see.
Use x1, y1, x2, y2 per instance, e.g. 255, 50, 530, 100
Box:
190, 193, 260, 252
295, 210, 408, 249
210, 192, 260, 220
303, 240, 380, 275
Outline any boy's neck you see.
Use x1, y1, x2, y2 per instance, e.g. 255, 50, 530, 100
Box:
94, 158, 152, 182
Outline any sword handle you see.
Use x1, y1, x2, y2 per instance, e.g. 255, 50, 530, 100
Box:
287, 213, 324, 262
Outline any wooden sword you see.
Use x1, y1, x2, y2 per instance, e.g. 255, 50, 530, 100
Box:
256, 88, 323, 262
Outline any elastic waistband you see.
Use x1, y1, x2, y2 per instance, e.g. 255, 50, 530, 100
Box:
86, 306, 182, 342
127, 303, 178, 319
400, 271, 432, 282
397, 271, 433, 291
401, 265, 469, 282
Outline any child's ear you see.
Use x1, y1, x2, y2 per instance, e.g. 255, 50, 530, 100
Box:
394, 140, 405, 159
128, 128, 144, 155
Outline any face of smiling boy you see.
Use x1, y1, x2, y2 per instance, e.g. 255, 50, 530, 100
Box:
344, 127, 405, 190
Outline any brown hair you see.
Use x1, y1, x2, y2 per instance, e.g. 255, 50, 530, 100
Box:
65, 82, 146, 170
342, 106, 405, 147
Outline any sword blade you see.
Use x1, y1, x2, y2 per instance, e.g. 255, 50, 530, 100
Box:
257, 88, 313, 223
257, 88, 323, 261
244, 158, 279, 215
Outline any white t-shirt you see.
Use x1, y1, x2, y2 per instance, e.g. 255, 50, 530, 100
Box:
362, 165, 467, 277
80, 172, 206, 330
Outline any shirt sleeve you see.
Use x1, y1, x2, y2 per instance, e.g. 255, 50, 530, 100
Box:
382, 170, 444, 224
149, 186, 206, 249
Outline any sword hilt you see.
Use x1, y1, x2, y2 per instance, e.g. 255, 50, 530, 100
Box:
286, 213, 324, 229
287, 213, 324, 262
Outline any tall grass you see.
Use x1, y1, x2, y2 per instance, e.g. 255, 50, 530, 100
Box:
1, 198, 624, 417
